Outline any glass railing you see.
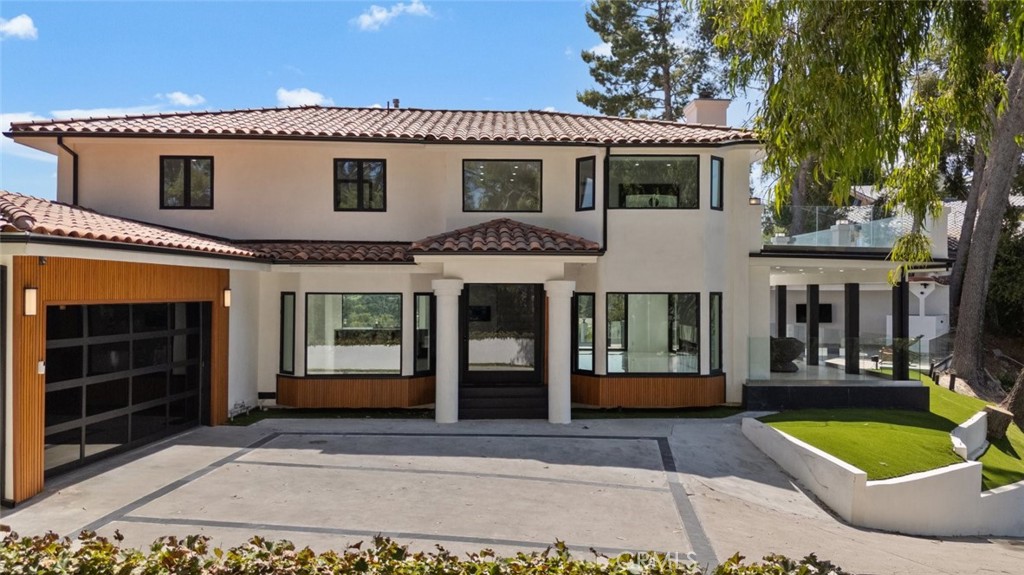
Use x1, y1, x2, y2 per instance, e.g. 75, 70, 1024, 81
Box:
762, 205, 903, 250
748, 333, 928, 382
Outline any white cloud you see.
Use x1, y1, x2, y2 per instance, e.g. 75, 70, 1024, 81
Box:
0, 14, 38, 40
353, 0, 431, 32
160, 91, 206, 107
276, 87, 334, 107
541, 106, 557, 112
590, 42, 612, 57
1, 112, 56, 162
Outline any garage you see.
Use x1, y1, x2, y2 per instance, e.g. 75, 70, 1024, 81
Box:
43, 302, 212, 475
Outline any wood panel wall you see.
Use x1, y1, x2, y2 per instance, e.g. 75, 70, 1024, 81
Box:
11, 256, 230, 503
277, 375, 436, 408
571, 373, 726, 408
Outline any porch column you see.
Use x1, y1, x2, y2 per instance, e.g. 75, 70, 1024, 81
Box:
844, 283, 860, 375
892, 273, 911, 380
432, 279, 464, 424
545, 280, 575, 424
807, 284, 820, 366
776, 285, 787, 338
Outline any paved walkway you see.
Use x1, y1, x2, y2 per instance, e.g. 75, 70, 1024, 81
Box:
2, 417, 1022, 574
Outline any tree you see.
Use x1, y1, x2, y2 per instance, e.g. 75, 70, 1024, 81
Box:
578, 0, 723, 120
703, 0, 1024, 390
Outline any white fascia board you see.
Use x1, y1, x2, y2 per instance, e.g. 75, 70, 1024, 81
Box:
3, 240, 267, 271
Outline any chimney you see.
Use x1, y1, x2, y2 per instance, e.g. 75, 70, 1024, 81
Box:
392, 98, 400, 109
682, 98, 730, 126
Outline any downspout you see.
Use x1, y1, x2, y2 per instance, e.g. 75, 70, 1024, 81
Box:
56, 137, 79, 205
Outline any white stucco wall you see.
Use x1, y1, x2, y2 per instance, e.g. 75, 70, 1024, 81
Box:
228, 270, 260, 410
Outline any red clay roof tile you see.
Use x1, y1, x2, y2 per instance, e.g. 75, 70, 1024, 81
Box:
410, 218, 601, 254
235, 241, 412, 263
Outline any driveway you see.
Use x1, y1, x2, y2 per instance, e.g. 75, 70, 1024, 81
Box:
2, 417, 1022, 574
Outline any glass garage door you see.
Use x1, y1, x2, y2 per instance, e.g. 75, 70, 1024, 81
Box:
44, 302, 211, 476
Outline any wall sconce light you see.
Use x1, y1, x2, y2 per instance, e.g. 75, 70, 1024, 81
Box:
748, 197, 763, 205
223, 288, 232, 308
24, 287, 38, 316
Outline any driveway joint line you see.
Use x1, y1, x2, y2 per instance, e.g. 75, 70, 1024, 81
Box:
657, 438, 719, 567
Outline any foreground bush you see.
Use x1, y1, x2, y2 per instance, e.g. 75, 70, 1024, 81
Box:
0, 526, 847, 575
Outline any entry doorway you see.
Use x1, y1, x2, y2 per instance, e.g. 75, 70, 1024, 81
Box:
460, 284, 544, 385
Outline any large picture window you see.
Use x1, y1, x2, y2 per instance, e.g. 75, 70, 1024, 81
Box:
711, 156, 724, 210
607, 293, 699, 374
463, 159, 542, 211
608, 156, 698, 209
710, 292, 723, 373
160, 156, 213, 209
305, 294, 401, 375
334, 159, 386, 211
574, 293, 595, 372
414, 293, 434, 375
576, 157, 596, 211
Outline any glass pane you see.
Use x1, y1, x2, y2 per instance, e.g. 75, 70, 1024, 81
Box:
86, 378, 129, 417
88, 304, 130, 336
132, 371, 168, 405
463, 160, 542, 211
671, 293, 700, 372
280, 293, 295, 373
189, 158, 212, 207
608, 156, 698, 208
336, 159, 359, 180
467, 285, 536, 371
711, 157, 723, 209
576, 294, 594, 371
85, 415, 129, 458
162, 158, 186, 207
335, 182, 359, 209
607, 293, 699, 373
607, 293, 625, 350
45, 386, 82, 427
46, 346, 83, 384
577, 158, 595, 209
132, 405, 167, 441
414, 294, 432, 373
47, 305, 83, 340
169, 397, 199, 427
364, 160, 385, 209
133, 336, 169, 369
710, 293, 722, 372
306, 294, 402, 374
45, 428, 81, 471
133, 303, 168, 333
88, 341, 130, 376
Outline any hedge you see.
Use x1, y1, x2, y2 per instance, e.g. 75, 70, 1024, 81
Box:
0, 527, 849, 575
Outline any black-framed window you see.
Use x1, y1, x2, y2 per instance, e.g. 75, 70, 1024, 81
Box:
608, 155, 699, 209
305, 293, 402, 375
334, 159, 386, 211
710, 156, 724, 211
160, 156, 213, 209
710, 292, 723, 373
463, 159, 542, 212
413, 293, 435, 375
573, 293, 595, 373
576, 156, 596, 211
280, 292, 295, 374
607, 293, 700, 374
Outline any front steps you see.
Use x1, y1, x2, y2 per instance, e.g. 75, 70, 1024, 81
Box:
458, 384, 548, 419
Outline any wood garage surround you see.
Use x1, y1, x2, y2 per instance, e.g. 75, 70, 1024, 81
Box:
571, 373, 726, 408
276, 375, 436, 408
11, 256, 230, 503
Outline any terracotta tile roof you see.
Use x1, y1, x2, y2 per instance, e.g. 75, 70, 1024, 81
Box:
410, 218, 601, 254
7, 106, 756, 146
236, 241, 412, 263
0, 190, 258, 258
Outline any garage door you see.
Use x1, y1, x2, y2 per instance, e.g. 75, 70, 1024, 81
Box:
43, 302, 211, 476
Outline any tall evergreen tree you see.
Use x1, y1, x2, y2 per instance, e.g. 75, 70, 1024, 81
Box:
578, 0, 723, 121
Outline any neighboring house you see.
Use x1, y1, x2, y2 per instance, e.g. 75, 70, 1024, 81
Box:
0, 101, 948, 505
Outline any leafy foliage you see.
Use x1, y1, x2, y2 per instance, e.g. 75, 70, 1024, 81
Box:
986, 206, 1024, 336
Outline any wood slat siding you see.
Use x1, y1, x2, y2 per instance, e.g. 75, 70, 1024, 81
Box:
571, 373, 726, 408
277, 375, 436, 408
12, 256, 229, 503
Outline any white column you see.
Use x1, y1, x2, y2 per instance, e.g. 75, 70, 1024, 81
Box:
545, 280, 575, 424
432, 279, 464, 423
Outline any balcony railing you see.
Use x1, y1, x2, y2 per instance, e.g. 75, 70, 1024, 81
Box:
762, 205, 904, 251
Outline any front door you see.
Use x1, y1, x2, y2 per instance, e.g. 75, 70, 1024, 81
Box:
460, 284, 544, 385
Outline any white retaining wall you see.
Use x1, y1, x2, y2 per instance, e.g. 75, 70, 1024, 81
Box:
951, 411, 989, 460
743, 417, 1024, 537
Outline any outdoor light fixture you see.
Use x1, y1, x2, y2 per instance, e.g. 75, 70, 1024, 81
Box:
836, 219, 851, 225
748, 197, 763, 205
24, 287, 38, 316
223, 288, 232, 308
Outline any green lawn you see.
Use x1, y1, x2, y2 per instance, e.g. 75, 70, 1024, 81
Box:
761, 382, 1024, 490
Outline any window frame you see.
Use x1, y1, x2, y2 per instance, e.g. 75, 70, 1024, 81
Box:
606, 154, 700, 210
333, 158, 387, 212
413, 292, 436, 376
710, 291, 723, 374
279, 292, 296, 375
710, 155, 724, 211
605, 291, 701, 376
461, 159, 543, 213
575, 156, 597, 212
572, 292, 596, 374
159, 156, 214, 210
303, 292, 404, 377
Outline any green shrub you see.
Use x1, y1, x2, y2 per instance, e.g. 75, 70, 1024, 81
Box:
0, 527, 848, 575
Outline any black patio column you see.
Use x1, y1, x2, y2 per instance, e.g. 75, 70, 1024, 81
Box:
776, 285, 787, 338
807, 284, 820, 366
892, 273, 911, 380
844, 283, 860, 375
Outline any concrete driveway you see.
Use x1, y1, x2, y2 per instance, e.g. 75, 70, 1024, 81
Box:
2, 416, 1022, 574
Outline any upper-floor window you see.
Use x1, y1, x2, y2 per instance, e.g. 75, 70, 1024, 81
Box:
335, 159, 386, 211
576, 157, 596, 211
710, 156, 724, 211
608, 155, 698, 209
160, 156, 213, 209
463, 159, 542, 212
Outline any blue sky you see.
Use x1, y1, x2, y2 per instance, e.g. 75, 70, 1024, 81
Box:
1, 1, 759, 200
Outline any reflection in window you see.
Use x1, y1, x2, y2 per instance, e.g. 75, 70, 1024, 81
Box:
161, 156, 213, 209
463, 160, 541, 211
414, 294, 434, 374
280, 293, 295, 374
305, 294, 402, 374
576, 157, 596, 210
575, 293, 595, 372
710, 292, 723, 372
334, 159, 386, 211
608, 156, 698, 208
711, 156, 724, 210
607, 293, 699, 374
